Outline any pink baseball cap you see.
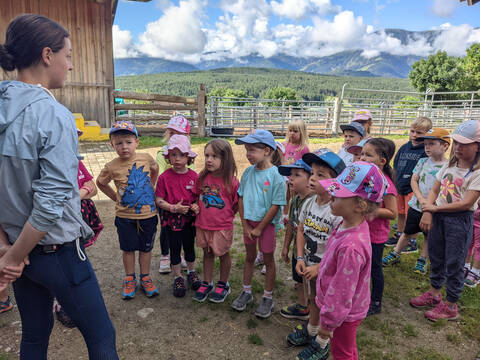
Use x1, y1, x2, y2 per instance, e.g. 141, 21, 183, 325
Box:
167, 115, 191, 134
353, 109, 372, 122
319, 161, 388, 203
163, 134, 197, 158
451, 120, 480, 144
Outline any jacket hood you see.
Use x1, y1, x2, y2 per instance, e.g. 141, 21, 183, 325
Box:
0, 81, 51, 134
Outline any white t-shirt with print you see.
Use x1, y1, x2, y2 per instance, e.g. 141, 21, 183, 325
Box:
408, 157, 447, 212
435, 165, 480, 211
298, 195, 342, 266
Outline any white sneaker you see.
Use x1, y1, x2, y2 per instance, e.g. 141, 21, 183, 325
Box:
181, 256, 187, 269
261, 265, 267, 275
254, 252, 264, 267
159, 255, 171, 274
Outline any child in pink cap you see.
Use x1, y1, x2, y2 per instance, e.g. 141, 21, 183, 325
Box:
316, 161, 388, 360
155, 135, 201, 297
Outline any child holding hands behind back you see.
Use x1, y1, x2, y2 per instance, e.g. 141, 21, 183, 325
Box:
317, 162, 388, 359
232, 130, 286, 318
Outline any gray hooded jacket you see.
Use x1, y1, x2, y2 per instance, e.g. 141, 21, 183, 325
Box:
0, 81, 93, 245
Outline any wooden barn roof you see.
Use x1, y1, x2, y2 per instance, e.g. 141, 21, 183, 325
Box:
112, 0, 152, 21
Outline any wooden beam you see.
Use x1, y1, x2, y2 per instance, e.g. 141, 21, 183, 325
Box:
115, 115, 197, 122
113, 91, 197, 104
114, 103, 198, 111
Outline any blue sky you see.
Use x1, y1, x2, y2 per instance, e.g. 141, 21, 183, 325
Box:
112, 0, 480, 62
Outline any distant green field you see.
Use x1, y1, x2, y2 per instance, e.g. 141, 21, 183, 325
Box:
115, 67, 414, 101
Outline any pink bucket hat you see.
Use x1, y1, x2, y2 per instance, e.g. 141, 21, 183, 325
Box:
163, 134, 197, 158
167, 115, 191, 134
451, 120, 480, 144
353, 109, 372, 122
319, 161, 388, 203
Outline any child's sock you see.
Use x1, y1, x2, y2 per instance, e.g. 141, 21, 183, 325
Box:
140, 273, 149, 279
314, 335, 329, 348
307, 323, 319, 337
263, 290, 273, 299
465, 262, 471, 270
243, 284, 252, 294
471, 267, 480, 276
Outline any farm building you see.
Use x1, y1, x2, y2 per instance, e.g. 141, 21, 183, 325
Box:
0, 0, 151, 130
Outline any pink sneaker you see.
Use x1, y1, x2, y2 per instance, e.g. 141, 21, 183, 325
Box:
425, 301, 458, 321
409, 291, 442, 309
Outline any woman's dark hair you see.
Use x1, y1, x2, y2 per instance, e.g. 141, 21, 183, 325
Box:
0, 14, 69, 72
365, 137, 396, 181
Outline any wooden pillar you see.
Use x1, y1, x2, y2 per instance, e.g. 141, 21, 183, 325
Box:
197, 84, 206, 137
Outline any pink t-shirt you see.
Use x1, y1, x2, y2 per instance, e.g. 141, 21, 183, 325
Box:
194, 174, 239, 230
283, 142, 310, 165
77, 161, 93, 188
367, 175, 397, 244
315, 220, 372, 332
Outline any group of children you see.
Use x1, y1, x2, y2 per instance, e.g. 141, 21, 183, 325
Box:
9, 111, 475, 359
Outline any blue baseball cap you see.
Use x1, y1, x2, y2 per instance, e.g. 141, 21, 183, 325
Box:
347, 138, 368, 155
278, 159, 312, 176
340, 122, 365, 138
235, 129, 276, 150
109, 120, 138, 138
302, 148, 346, 176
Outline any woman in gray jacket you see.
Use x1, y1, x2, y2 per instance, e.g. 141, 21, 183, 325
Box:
0, 14, 118, 360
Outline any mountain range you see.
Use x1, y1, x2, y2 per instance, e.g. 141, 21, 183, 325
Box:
114, 29, 439, 78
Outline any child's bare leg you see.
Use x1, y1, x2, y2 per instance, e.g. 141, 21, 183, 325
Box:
297, 283, 307, 307
309, 294, 320, 326
397, 214, 406, 233
263, 252, 276, 292
123, 251, 136, 274
203, 249, 215, 283
172, 264, 182, 278
394, 233, 415, 253
138, 251, 152, 275
0, 288, 8, 302
242, 243, 257, 286
219, 252, 231, 283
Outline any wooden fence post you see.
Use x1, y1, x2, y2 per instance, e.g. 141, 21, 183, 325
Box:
332, 97, 341, 136
197, 84, 206, 137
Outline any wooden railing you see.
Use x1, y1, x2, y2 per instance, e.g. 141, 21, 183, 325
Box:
113, 84, 206, 136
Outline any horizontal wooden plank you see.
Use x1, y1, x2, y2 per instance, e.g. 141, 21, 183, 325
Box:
65, 82, 112, 88
115, 115, 197, 122
114, 103, 198, 111
113, 91, 197, 104
136, 126, 199, 136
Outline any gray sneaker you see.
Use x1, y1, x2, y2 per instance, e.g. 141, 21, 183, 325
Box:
231, 291, 253, 311
255, 297, 274, 318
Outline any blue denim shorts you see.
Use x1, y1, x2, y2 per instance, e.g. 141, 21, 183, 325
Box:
115, 215, 158, 252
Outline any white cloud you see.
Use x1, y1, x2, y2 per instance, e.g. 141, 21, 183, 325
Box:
112, 25, 138, 58
137, 0, 207, 60
271, 0, 340, 21
434, 24, 480, 56
431, 0, 458, 17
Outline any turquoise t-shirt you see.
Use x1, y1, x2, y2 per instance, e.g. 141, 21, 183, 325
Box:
238, 165, 287, 225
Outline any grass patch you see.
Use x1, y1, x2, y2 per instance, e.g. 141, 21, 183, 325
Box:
235, 253, 246, 269
247, 318, 258, 329
429, 319, 448, 329
138, 136, 211, 148
446, 333, 461, 345
405, 347, 450, 360
199, 316, 209, 323
402, 323, 418, 337
247, 333, 263, 345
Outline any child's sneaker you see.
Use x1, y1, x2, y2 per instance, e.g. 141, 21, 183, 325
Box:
55, 309, 76, 328
254, 252, 264, 267
0, 296, 13, 314
122, 275, 137, 300
173, 276, 187, 298
402, 239, 418, 253
425, 301, 458, 322
158, 255, 171, 274
409, 291, 442, 309
193, 281, 214, 302
385, 232, 401, 247
231, 291, 253, 311
413, 257, 427, 275
261, 265, 267, 275
296, 339, 330, 360
382, 250, 400, 266
187, 271, 201, 291
209, 281, 231, 303
140, 275, 159, 298
287, 322, 312, 346
367, 301, 381, 316
181, 256, 187, 269
280, 303, 310, 320
465, 269, 480, 288
255, 297, 274, 318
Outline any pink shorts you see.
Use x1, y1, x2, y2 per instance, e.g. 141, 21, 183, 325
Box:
196, 228, 233, 257
243, 220, 276, 254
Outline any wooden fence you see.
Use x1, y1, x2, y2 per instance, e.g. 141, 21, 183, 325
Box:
113, 84, 206, 136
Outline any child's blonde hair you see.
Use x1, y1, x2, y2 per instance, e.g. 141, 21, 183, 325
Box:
411, 116, 432, 132
354, 196, 379, 215
286, 120, 309, 148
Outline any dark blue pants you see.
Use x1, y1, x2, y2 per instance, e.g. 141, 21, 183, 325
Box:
12, 244, 118, 360
428, 211, 473, 303
166, 224, 195, 266
371, 243, 385, 303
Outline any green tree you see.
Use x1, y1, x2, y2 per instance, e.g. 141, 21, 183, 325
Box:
461, 43, 480, 91
408, 51, 465, 100
208, 87, 248, 106
264, 86, 299, 106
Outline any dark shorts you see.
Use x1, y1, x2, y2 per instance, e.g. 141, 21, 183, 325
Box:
404, 207, 425, 236
115, 215, 158, 252
291, 255, 303, 284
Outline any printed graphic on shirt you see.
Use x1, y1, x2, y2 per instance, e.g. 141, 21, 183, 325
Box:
303, 209, 337, 264
120, 163, 155, 214
440, 173, 463, 203
200, 184, 225, 209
